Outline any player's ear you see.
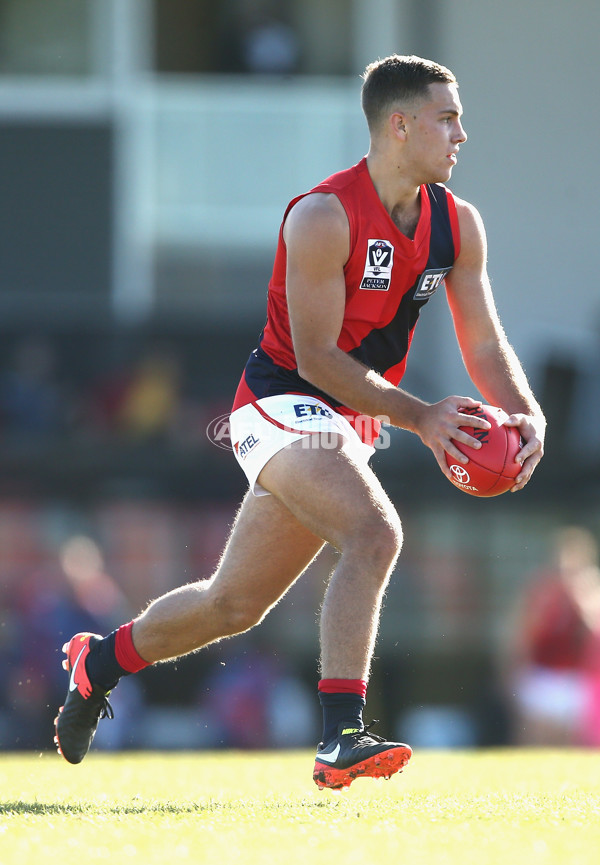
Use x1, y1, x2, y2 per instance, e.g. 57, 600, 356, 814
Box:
390, 112, 408, 141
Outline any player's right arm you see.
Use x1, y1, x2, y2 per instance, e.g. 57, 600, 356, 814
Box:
283, 193, 487, 473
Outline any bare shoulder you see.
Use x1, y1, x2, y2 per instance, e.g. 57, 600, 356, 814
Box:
283, 192, 349, 257
451, 194, 487, 266
453, 194, 486, 236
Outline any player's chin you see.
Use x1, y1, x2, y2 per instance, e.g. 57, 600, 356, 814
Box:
427, 166, 453, 184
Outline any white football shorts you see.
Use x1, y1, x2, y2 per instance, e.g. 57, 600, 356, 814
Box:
229, 394, 375, 496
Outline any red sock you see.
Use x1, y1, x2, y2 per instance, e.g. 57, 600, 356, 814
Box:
318, 678, 368, 698
114, 621, 150, 673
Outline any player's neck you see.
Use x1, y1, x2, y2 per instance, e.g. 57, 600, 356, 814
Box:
366, 152, 421, 237
366, 152, 421, 218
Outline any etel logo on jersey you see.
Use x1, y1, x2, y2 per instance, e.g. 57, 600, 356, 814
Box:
294, 403, 333, 419
413, 266, 452, 300
360, 239, 394, 290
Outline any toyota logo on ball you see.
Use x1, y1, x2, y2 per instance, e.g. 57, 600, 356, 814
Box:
449, 464, 471, 485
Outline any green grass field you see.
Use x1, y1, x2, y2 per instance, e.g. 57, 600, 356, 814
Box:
1, 749, 600, 865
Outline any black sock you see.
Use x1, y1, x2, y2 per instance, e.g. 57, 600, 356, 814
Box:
319, 692, 365, 744
85, 630, 130, 691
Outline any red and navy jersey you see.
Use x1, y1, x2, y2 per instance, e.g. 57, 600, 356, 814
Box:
233, 157, 460, 444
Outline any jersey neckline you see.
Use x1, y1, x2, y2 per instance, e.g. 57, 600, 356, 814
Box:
356, 157, 431, 260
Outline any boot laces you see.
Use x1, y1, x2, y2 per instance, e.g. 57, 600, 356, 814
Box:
99, 696, 114, 721
353, 719, 385, 745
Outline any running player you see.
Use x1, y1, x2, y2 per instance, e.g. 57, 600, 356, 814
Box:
55, 55, 545, 790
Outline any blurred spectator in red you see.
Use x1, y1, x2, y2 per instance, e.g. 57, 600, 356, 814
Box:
502, 526, 600, 745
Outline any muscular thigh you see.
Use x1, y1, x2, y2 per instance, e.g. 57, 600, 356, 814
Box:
257, 435, 401, 551
209, 490, 324, 610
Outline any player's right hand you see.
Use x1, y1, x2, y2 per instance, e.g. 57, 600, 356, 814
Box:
415, 396, 491, 481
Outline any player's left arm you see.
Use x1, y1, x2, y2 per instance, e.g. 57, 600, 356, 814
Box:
445, 197, 546, 491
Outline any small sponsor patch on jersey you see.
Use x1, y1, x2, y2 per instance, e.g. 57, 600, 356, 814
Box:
413, 266, 452, 299
294, 403, 333, 420
360, 239, 394, 290
234, 433, 260, 459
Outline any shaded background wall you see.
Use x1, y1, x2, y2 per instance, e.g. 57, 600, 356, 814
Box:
1, 0, 599, 751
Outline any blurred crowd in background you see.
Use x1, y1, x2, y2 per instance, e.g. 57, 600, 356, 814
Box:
4, 498, 600, 753
0, 335, 218, 450
0, 490, 323, 753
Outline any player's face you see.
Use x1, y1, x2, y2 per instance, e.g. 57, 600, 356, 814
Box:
405, 83, 467, 183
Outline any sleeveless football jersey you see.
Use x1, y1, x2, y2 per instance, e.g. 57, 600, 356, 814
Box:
232, 157, 460, 445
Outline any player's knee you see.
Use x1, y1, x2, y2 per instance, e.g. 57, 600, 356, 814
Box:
389, 512, 404, 557
351, 509, 403, 570
209, 589, 268, 637
373, 514, 403, 567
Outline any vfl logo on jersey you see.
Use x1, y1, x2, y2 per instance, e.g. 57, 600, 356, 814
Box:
413, 266, 452, 300
360, 239, 394, 291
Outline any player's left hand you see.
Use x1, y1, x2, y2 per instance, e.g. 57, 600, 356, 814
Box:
504, 412, 545, 492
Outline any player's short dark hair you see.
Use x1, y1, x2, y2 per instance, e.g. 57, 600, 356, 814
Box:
361, 54, 457, 132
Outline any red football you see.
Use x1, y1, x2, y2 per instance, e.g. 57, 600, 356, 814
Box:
444, 404, 522, 497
